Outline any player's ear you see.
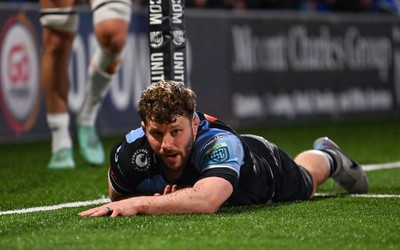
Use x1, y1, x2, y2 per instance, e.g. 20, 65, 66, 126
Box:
192, 116, 200, 135
141, 121, 146, 133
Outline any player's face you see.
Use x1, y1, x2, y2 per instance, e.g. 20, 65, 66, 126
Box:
144, 115, 200, 176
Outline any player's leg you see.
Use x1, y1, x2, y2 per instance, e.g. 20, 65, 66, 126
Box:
75, 0, 132, 165
295, 137, 369, 195
313, 137, 368, 193
294, 150, 331, 197
40, 0, 79, 169
242, 134, 315, 202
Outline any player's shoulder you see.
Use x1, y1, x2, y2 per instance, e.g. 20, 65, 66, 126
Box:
110, 127, 150, 162
191, 124, 245, 175
195, 127, 242, 155
125, 127, 145, 144
110, 127, 155, 176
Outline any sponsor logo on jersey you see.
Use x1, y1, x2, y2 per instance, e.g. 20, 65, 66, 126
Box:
114, 145, 122, 162
132, 148, 151, 172
208, 142, 230, 163
203, 134, 228, 151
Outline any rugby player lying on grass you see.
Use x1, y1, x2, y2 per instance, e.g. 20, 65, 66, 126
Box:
79, 80, 368, 217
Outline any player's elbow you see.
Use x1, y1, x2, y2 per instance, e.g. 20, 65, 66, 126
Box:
108, 183, 124, 201
199, 198, 223, 214
109, 192, 120, 202
203, 204, 220, 214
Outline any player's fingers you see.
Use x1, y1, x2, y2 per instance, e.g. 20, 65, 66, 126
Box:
171, 185, 178, 192
163, 185, 172, 195
91, 206, 112, 217
79, 207, 102, 216
110, 209, 119, 217
78, 211, 89, 216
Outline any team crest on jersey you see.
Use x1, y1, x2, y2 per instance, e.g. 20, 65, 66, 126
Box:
132, 149, 150, 172
207, 142, 230, 163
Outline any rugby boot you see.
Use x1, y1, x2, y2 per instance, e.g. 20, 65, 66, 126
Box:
77, 125, 105, 166
313, 137, 369, 194
48, 148, 75, 169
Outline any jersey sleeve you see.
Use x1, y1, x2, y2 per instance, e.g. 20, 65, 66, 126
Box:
108, 128, 155, 196
193, 131, 245, 188
109, 141, 132, 196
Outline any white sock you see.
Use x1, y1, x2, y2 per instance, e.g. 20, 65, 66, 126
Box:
76, 48, 120, 126
47, 113, 72, 153
76, 66, 112, 126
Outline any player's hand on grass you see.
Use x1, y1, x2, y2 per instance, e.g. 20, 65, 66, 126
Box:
79, 185, 179, 217
79, 199, 140, 217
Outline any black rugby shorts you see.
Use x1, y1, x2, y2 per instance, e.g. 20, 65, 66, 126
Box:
242, 135, 314, 202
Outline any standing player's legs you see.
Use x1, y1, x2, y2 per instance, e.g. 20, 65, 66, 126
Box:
75, 0, 132, 165
40, 0, 79, 169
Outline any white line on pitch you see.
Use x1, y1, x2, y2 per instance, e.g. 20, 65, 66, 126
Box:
0, 197, 110, 216
315, 193, 400, 198
362, 161, 400, 171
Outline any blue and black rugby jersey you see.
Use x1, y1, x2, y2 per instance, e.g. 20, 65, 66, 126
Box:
109, 112, 275, 206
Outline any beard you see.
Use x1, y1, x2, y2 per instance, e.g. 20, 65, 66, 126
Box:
160, 129, 195, 170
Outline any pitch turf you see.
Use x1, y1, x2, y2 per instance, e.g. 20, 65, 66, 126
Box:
1, 119, 399, 249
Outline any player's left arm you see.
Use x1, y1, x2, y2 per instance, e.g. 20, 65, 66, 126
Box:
79, 176, 233, 217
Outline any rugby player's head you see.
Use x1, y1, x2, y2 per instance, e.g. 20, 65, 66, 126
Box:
138, 80, 197, 125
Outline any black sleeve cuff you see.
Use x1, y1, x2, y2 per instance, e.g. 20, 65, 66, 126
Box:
198, 167, 239, 189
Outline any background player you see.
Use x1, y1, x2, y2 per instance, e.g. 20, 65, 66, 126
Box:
79, 80, 369, 217
39, 0, 132, 168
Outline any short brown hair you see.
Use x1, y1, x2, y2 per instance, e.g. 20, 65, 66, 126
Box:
138, 80, 197, 124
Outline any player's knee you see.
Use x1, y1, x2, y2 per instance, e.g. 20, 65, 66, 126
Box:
95, 25, 127, 54
40, 6, 79, 32
295, 150, 331, 187
91, 0, 132, 26
91, 0, 132, 53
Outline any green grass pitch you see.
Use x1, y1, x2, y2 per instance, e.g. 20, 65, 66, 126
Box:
1, 119, 399, 249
